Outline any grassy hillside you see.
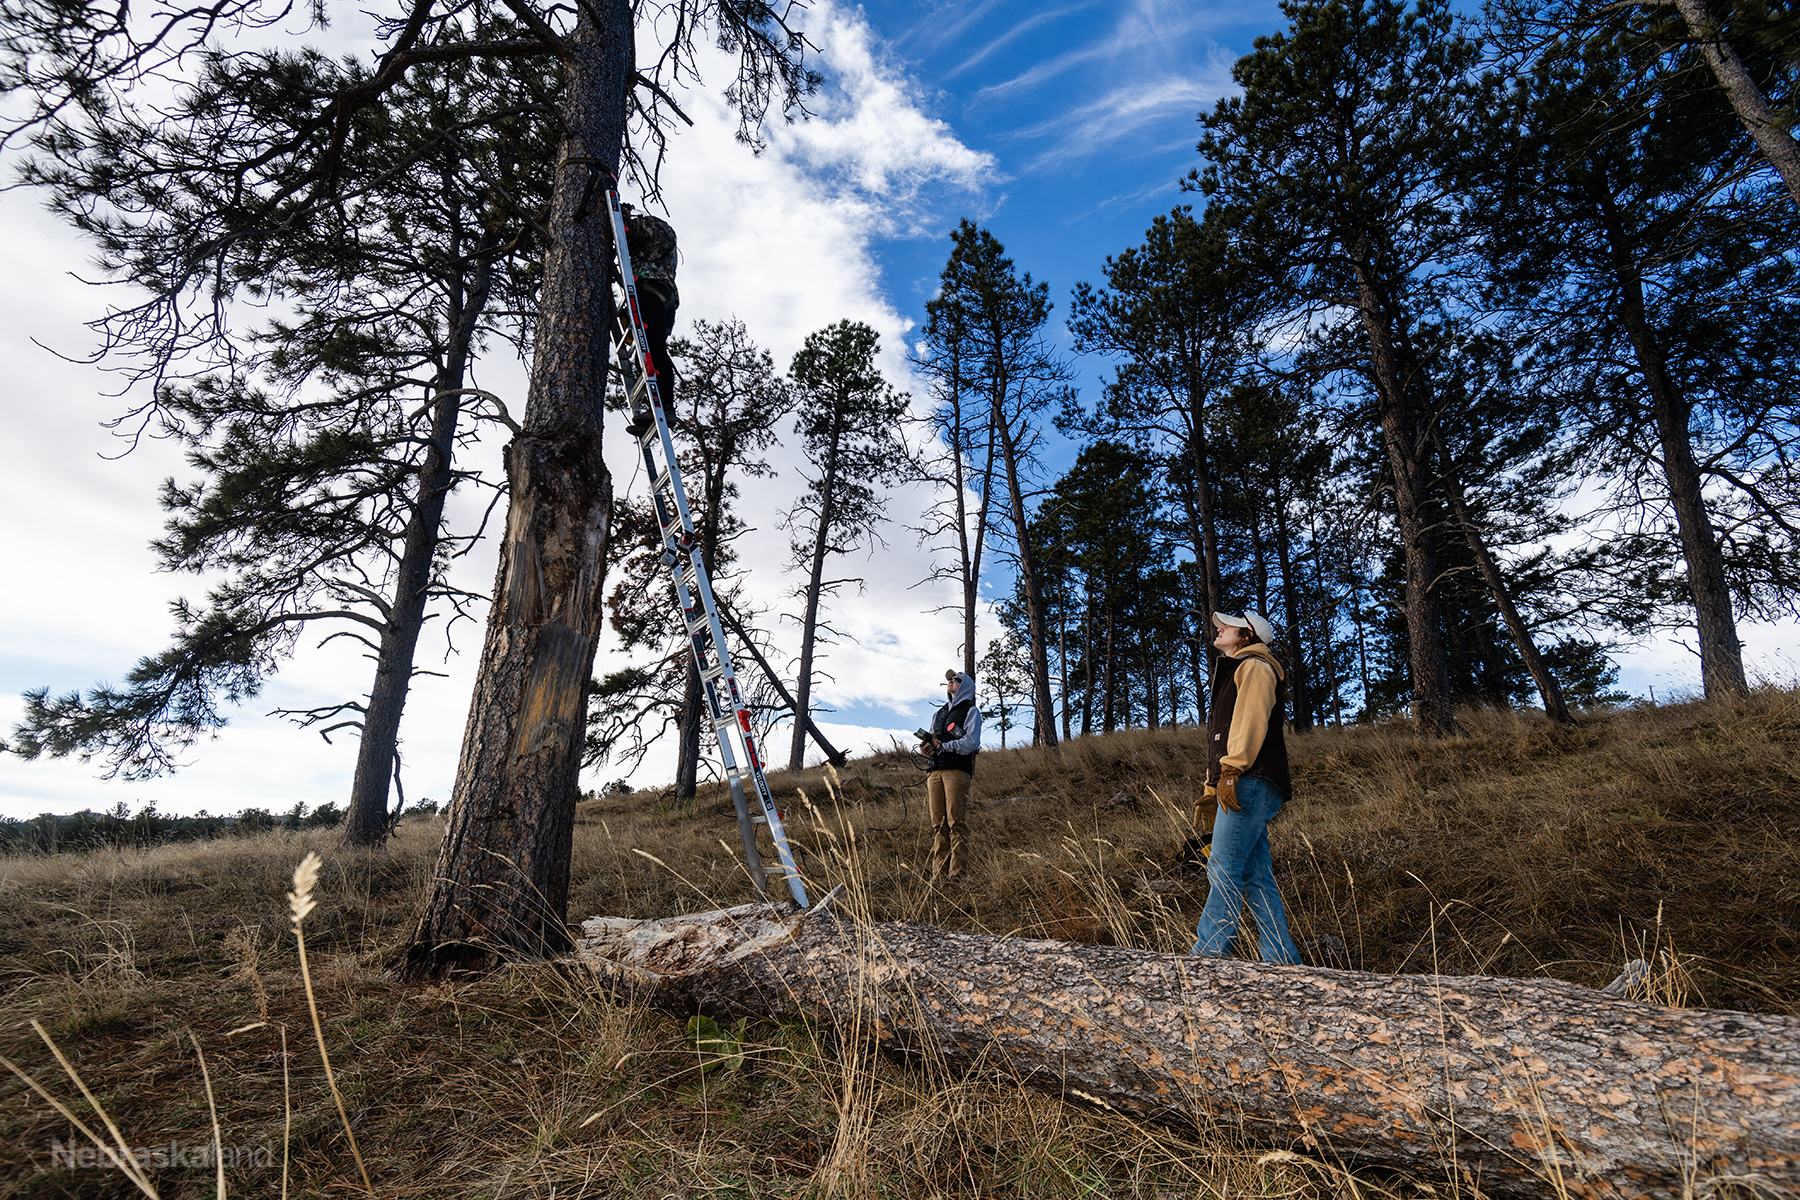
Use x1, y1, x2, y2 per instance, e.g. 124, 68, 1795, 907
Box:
3, 689, 1797, 1197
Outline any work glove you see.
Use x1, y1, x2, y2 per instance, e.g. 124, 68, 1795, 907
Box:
1217, 769, 1241, 813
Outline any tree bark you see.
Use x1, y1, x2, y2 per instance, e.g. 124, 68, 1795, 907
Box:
996, 404, 1058, 750
570, 903, 1800, 1200
1670, 0, 1800, 213
402, 7, 627, 976
950, 356, 996, 680
1432, 429, 1573, 724
1270, 476, 1312, 732
674, 658, 704, 799
1351, 242, 1457, 736
343, 239, 498, 849
1597, 191, 1747, 697
1185, 358, 1223, 618
789, 435, 840, 771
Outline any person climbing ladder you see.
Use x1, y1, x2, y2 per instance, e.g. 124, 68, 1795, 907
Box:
619, 203, 679, 437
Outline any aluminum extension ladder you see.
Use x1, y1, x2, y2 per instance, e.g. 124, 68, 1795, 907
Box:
602, 185, 810, 908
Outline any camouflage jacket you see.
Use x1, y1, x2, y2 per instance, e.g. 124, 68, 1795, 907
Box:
625, 211, 678, 297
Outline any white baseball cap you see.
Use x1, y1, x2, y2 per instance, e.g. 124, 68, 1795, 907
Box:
1212, 610, 1274, 645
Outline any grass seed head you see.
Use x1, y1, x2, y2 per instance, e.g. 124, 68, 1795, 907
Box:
288, 850, 322, 927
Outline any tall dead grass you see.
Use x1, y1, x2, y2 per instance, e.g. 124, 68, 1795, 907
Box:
1, 689, 1795, 1196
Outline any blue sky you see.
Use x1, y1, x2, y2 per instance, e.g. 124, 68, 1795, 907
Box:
843, 0, 1259, 404
0, 0, 1778, 820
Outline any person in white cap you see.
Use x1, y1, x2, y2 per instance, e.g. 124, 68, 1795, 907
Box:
1192, 610, 1302, 964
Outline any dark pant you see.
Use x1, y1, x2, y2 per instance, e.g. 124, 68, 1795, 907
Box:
634, 278, 678, 401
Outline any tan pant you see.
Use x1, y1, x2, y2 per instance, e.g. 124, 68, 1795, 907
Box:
926, 769, 971, 879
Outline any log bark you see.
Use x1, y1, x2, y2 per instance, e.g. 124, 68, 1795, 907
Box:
569, 903, 1800, 1200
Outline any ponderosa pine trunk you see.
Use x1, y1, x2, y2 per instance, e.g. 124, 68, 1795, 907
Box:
571, 903, 1800, 1200
1351, 242, 1456, 736
343, 241, 499, 849
1185, 355, 1224, 617
1270, 476, 1311, 731
960, 425, 996, 681
402, 7, 627, 975
996, 403, 1058, 749
949, 354, 995, 681
789, 438, 840, 771
675, 659, 704, 799
1432, 428, 1573, 724
1670, 0, 1800, 212
1598, 193, 1748, 697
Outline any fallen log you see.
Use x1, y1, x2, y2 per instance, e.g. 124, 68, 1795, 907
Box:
567, 900, 1800, 1200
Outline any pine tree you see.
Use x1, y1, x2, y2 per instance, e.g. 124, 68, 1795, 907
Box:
782, 320, 908, 771
1031, 442, 1169, 735
1068, 207, 1265, 618
913, 272, 998, 677
590, 318, 805, 797
1473, 8, 1800, 697
926, 222, 1069, 748
11, 50, 554, 847
1194, 0, 1480, 736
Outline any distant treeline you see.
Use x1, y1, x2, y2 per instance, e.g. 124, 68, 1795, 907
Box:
0, 800, 441, 856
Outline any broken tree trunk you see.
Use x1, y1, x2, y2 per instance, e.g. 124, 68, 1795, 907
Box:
568, 903, 1800, 1200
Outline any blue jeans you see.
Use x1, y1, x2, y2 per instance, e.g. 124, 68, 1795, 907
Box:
1191, 775, 1301, 964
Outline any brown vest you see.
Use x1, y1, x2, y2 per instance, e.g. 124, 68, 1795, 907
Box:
1207, 652, 1292, 800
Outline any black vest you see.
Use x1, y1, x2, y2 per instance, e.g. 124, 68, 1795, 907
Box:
1206, 653, 1291, 800
930, 697, 978, 773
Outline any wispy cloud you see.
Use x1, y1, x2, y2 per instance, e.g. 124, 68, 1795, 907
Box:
1007, 62, 1236, 172
973, 0, 1225, 103
896, 0, 1013, 57
949, 1, 1100, 78
1074, 177, 1191, 225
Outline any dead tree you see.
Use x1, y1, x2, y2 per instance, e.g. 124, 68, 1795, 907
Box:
570, 902, 1800, 1200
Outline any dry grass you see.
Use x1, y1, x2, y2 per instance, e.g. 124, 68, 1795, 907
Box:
2, 689, 1796, 1197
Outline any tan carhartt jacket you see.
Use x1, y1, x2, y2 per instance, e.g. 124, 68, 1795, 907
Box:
1204, 642, 1291, 802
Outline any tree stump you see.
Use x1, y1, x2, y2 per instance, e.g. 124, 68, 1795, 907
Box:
567, 901, 1800, 1200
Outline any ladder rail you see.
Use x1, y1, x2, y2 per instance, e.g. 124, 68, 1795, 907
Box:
602, 185, 811, 909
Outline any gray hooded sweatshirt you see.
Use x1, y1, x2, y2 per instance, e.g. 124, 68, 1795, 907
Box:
930, 672, 982, 771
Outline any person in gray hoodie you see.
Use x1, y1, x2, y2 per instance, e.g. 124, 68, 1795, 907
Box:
919, 669, 982, 880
